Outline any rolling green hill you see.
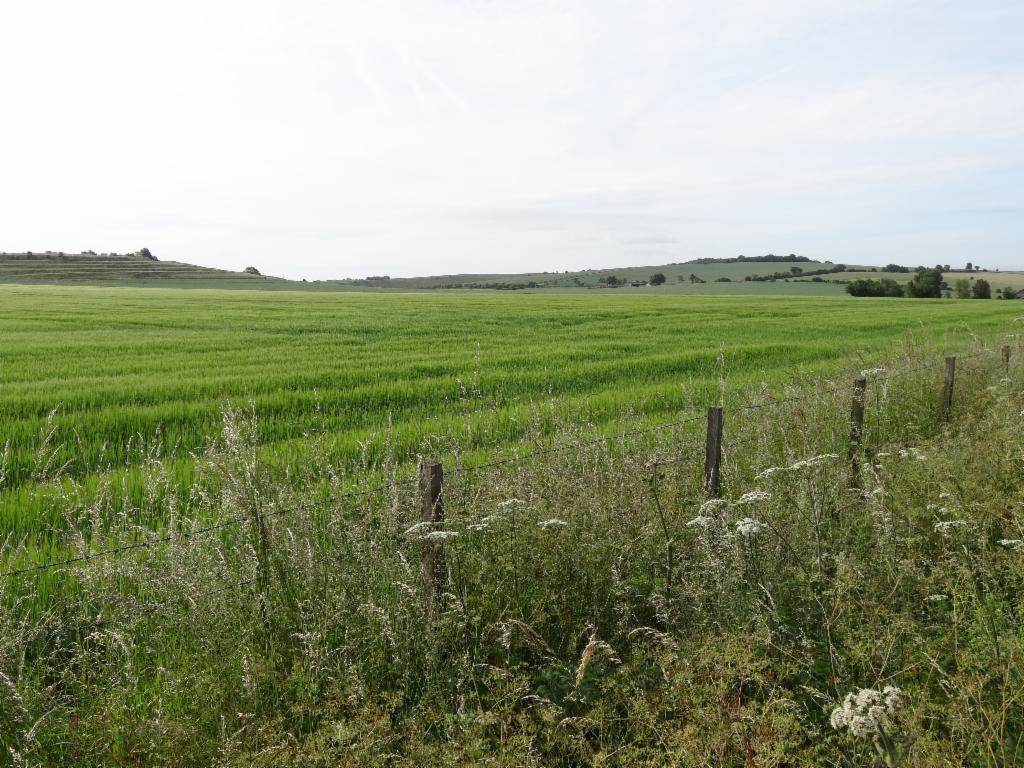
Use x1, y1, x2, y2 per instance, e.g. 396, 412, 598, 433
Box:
11, 252, 1020, 296
0, 252, 297, 290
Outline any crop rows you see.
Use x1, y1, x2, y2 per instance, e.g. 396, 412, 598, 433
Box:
0, 285, 1020, 546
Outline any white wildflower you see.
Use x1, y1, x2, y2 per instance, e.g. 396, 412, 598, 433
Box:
698, 498, 729, 515
860, 367, 886, 377
499, 498, 525, 508
736, 490, 771, 505
997, 539, 1023, 551
789, 453, 839, 471
403, 521, 432, 536
898, 447, 926, 461
686, 515, 713, 528
538, 519, 568, 529
756, 466, 783, 480
422, 530, 459, 542
934, 520, 968, 535
926, 594, 947, 602
938, 491, 952, 499
735, 517, 768, 538
831, 686, 905, 740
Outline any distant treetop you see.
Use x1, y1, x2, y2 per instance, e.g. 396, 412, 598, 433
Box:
137, 248, 157, 261
691, 254, 812, 264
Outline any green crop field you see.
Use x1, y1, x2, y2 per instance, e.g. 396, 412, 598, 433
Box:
1, 284, 1019, 546
3, 283, 1024, 766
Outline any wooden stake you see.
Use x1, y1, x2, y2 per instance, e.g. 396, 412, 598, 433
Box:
848, 377, 867, 485
419, 459, 446, 606
1002, 345, 1011, 372
704, 406, 723, 498
942, 356, 956, 422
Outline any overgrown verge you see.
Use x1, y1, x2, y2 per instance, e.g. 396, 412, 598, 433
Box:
2, 346, 1023, 766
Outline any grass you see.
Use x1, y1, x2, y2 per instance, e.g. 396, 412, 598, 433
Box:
1, 285, 1020, 547
1, 321, 1022, 765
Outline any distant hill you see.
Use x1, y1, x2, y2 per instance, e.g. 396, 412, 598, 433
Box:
16, 252, 1020, 295
336, 257, 861, 291
0, 251, 877, 294
0, 252, 299, 290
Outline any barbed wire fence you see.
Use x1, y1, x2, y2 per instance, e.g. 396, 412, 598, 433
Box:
1, 342, 1017, 617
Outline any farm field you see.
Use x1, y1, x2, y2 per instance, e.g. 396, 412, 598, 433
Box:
796, 268, 1024, 290
0, 283, 1020, 544
2, 284, 1024, 766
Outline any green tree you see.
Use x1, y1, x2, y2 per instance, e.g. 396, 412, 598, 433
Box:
649, 272, 666, 285
953, 279, 971, 299
905, 268, 943, 298
971, 279, 991, 299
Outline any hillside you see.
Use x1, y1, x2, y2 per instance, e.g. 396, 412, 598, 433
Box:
0, 252, 296, 290
339, 256, 859, 290
13, 252, 1022, 296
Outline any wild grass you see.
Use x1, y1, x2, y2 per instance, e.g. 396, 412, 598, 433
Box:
1, 332, 1022, 765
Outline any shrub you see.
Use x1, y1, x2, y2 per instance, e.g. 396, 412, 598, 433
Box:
649, 273, 666, 286
905, 268, 943, 298
971, 279, 991, 299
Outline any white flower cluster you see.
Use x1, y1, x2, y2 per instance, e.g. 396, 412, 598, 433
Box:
934, 520, 968, 535
757, 453, 838, 479
860, 367, 886, 377
422, 530, 459, 542
736, 489, 771, 505
998, 539, 1023, 551
897, 447, 926, 461
735, 517, 768, 538
538, 518, 568, 528
830, 686, 905, 738
685, 515, 713, 528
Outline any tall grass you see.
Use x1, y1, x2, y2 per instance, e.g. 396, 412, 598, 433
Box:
2, 341, 1022, 765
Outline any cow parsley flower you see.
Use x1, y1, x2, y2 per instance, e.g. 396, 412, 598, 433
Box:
422, 530, 459, 542
698, 498, 729, 515
934, 520, 968, 535
998, 539, 1023, 551
686, 515, 713, 528
898, 447, 926, 461
789, 453, 839, 471
538, 519, 568, 529
736, 490, 771, 505
830, 685, 905, 739
735, 518, 768, 538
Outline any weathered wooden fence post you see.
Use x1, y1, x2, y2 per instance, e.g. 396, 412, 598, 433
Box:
848, 377, 867, 485
704, 406, 723, 497
1002, 345, 1011, 372
942, 356, 956, 422
418, 459, 446, 607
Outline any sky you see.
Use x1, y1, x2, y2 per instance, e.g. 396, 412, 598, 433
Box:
1, 0, 1023, 280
